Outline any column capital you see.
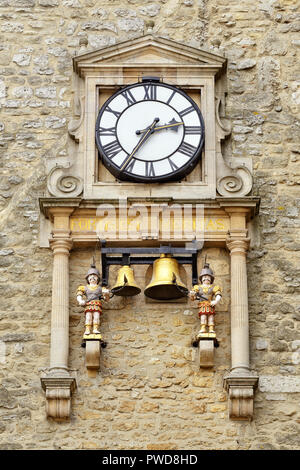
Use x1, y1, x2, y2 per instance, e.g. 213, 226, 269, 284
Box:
48, 207, 76, 219
226, 237, 250, 255
49, 237, 73, 255
223, 207, 251, 216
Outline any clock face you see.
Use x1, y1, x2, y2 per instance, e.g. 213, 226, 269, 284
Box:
95, 80, 205, 183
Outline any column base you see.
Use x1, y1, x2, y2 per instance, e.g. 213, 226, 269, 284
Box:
223, 371, 258, 421
41, 374, 77, 420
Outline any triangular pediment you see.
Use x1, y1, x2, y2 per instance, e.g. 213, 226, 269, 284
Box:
73, 34, 226, 76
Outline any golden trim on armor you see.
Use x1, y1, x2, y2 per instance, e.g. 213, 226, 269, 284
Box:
77, 285, 86, 294
87, 284, 99, 291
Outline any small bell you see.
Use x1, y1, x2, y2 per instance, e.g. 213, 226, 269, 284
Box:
111, 265, 141, 297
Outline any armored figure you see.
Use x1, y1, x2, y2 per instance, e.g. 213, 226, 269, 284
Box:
76, 261, 110, 337
190, 261, 222, 337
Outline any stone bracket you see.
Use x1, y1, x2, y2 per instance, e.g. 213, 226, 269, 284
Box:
223, 374, 259, 421
198, 338, 215, 368
41, 376, 77, 421
85, 340, 101, 377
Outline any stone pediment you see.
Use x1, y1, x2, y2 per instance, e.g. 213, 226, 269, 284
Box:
73, 34, 226, 77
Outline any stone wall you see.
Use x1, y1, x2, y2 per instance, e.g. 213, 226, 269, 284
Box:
0, 0, 299, 450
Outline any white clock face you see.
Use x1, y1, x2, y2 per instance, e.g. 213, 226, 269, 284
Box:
96, 81, 204, 182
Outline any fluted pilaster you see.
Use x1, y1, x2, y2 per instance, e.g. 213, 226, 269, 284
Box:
49, 237, 73, 375
41, 226, 76, 420
226, 238, 250, 372
224, 236, 258, 420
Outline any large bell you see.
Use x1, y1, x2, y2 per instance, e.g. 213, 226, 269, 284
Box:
144, 254, 188, 300
111, 265, 141, 297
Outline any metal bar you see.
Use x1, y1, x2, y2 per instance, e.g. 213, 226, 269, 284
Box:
100, 247, 198, 255
99, 240, 200, 286
122, 254, 130, 265
103, 256, 195, 266
192, 252, 198, 285
128, 256, 194, 265
101, 240, 108, 286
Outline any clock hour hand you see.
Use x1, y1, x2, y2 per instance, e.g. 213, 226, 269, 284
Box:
136, 118, 183, 135
120, 117, 159, 172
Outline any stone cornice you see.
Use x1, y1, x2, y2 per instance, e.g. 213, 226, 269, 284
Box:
39, 196, 260, 219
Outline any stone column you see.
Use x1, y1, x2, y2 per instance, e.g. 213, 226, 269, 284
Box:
41, 208, 76, 420
226, 238, 251, 373
223, 208, 258, 420
49, 237, 73, 375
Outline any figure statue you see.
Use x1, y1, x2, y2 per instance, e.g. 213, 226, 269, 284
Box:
189, 261, 222, 338
76, 260, 110, 338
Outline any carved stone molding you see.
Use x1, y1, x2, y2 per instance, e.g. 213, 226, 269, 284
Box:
226, 238, 250, 255
49, 236, 73, 255
41, 376, 76, 420
215, 83, 253, 198
47, 163, 83, 198
68, 95, 85, 143
223, 373, 259, 420
217, 162, 253, 197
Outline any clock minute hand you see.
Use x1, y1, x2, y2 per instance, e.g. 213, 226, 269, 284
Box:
136, 119, 183, 135
120, 117, 159, 172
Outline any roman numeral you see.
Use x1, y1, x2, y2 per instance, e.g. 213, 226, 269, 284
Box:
124, 158, 136, 173
98, 126, 116, 137
185, 126, 202, 135
121, 89, 137, 106
102, 140, 122, 159
166, 90, 176, 105
143, 84, 157, 101
145, 161, 155, 177
177, 141, 197, 158
105, 106, 121, 118
179, 106, 195, 118
168, 158, 179, 172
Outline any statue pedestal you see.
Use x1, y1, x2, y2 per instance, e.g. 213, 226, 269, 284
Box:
199, 338, 215, 368
84, 338, 101, 377
193, 333, 219, 368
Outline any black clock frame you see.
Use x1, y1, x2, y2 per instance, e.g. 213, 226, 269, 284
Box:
95, 80, 205, 183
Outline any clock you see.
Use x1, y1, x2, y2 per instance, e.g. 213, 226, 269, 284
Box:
95, 77, 205, 183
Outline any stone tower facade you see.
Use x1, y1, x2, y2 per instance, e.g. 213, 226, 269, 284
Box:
0, 0, 299, 450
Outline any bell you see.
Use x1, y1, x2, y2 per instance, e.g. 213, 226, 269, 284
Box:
111, 265, 141, 297
144, 254, 188, 300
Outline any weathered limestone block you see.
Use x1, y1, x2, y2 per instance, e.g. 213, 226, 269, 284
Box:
259, 375, 300, 393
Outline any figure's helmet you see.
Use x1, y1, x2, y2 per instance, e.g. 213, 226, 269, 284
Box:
199, 262, 214, 283
85, 260, 101, 283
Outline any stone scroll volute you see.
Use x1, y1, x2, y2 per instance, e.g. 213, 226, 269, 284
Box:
215, 83, 253, 198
